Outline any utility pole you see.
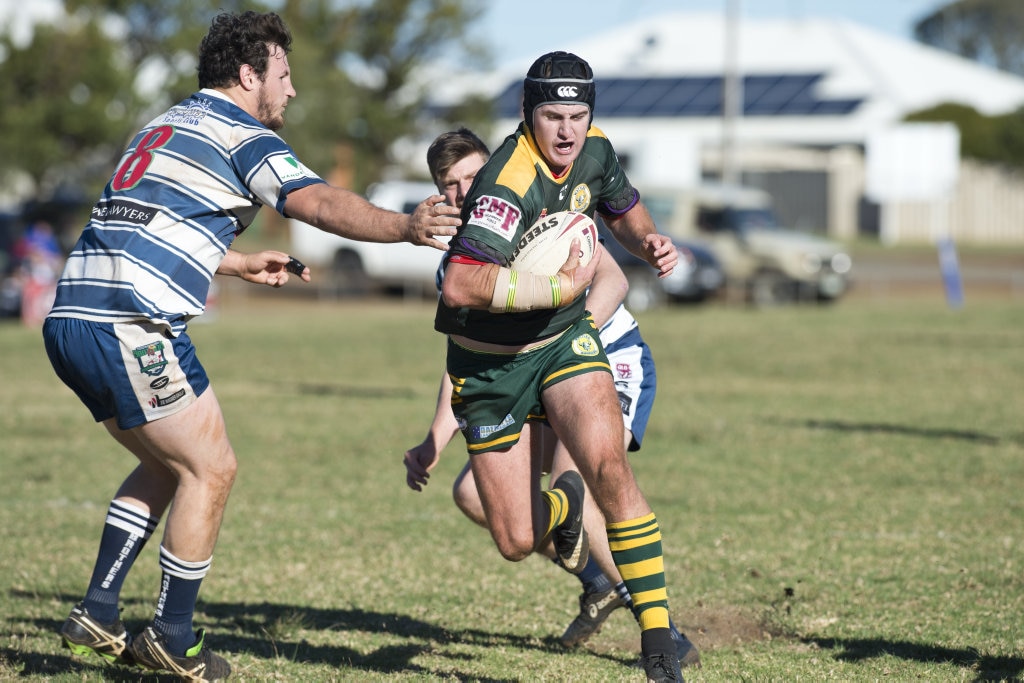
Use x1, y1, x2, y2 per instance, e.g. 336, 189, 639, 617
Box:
721, 0, 743, 186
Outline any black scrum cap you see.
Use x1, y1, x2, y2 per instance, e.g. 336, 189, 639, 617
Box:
522, 51, 595, 129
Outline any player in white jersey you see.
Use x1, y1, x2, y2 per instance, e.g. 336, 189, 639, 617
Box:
404, 130, 699, 668
43, 11, 459, 681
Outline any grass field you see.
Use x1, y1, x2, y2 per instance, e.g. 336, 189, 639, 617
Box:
1, 288, 1022, 681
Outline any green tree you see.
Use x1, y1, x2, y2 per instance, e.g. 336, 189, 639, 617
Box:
277, 0, 493, 191
913, 0, 1024, 76
64, 0, 269, 107
0, 0, 492, 207
906, 102, 1024, 169
0, 19, 136, 199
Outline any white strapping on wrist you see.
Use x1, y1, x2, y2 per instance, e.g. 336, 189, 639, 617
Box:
488, 267, 575, 313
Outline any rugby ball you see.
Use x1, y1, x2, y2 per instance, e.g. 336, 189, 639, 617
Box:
509, 211, 598, 275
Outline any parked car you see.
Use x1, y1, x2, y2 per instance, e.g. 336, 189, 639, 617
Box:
288, 180, 445, 297
643, 184, 853, 305
600, 224, 724, 310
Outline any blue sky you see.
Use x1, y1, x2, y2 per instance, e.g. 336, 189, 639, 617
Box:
483, 0, 950, 61
0, 1, 950, 57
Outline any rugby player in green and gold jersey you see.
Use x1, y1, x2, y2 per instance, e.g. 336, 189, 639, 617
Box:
432, 52, 685, 682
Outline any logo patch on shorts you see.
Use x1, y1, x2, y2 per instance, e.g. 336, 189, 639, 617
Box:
149, 388, 186, 409
133, 341, 168, 376
571, 333, 600, 357
471, 413, 516, 439
615, 362, 633, 379
617, 391, 632, 416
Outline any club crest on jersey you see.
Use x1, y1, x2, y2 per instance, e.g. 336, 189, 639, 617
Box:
468, 195, 523, 241
133, 341, 168, 377
570, 184, 591, 212
164, 97, 212, 126
571, 333, 600, 357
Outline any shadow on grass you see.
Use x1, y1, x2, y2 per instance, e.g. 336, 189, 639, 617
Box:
786, 417, 1006, 445
8, 591, 632, 680
292, 382, 414, 399
0, 648, 180, 681
805, 636, 1024, 682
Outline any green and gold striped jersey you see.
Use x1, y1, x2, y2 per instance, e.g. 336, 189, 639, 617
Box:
435, 122, 637, 344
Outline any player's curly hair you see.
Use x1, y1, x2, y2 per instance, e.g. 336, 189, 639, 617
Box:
197, 11, 292, 89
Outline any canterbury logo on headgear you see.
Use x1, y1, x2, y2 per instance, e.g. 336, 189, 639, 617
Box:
557, 85, 578, 97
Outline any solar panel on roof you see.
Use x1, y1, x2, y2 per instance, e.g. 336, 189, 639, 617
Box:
492, 73, 864, 118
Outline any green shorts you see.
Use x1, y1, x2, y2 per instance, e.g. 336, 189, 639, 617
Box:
446, 314, 611, 455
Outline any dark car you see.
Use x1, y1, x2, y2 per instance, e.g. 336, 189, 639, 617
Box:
599, 225, 725, 311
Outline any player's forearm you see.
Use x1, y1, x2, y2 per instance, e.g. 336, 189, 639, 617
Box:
603, 204, 657, 261
428, 375, 461, 450
287, 184, 409, 243
440, 262, 500, 309
216, 249, 248, 277
586, 246, 628, 326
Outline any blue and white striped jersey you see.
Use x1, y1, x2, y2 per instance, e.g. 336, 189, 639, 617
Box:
48, 89, 324, 336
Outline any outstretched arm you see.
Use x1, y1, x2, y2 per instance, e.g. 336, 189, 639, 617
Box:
404, 372, 460, 492
283, 184, 461, 251
603, 202, 678, 279
217, 249, 311, 287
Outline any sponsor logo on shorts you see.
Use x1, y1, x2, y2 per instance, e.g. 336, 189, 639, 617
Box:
617, 391, 632, 416
133, 341, 168, 376
467, 195, 522, 241
570, 184, 591, 212
571, 333, 600, 357
615, 362, 632, 379
471, 413, 515, 439
149, 388, 186, 409
150, 376, 170, 389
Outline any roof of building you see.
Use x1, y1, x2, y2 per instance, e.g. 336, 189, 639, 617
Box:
435, 11, 1024, 148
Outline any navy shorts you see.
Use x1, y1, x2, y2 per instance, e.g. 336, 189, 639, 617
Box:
43, 317, 209, 430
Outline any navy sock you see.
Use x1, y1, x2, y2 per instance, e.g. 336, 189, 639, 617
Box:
616, 581, 638, 619
576, 556, 613, 594
669, 618, 682, 641
82, 500, 159, 623
152, 546, 211, 656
